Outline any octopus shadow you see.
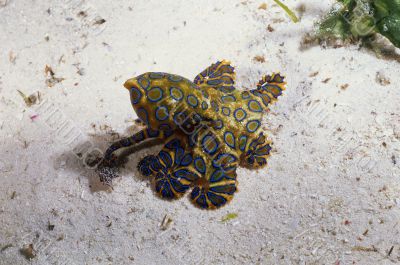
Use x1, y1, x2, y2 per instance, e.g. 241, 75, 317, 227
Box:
55, 131, 163, 193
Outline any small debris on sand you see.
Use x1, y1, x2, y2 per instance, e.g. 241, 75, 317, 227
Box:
8, 51, 16, 64
20, 244, 36, 259
221, 213, 238, 222
387, 245, 394, 256
45, 65, 65, 87
351, 245, 378, 252
17, 90, 39, 107
340, 84, 349, 90
322, 78, 331, 83
93, 17, 106, 25
160, 214, 173, 230
30, 114, 39, 121
258, 3, 267, 10
253, 55, 265, 63
47, 221, 55, 231
376, 71, 390, 86
77, 10, 87, 17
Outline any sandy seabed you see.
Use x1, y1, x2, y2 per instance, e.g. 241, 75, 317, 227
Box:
0, 0, 399, 264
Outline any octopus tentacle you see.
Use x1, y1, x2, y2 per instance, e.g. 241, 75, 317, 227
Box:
103, 128, 169, 166
193, 60, 236, 94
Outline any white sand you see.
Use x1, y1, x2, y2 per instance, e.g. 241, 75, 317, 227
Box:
1, 0, 399, 264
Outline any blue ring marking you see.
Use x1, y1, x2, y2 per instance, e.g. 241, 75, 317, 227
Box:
255, 144, 272, 156
187, 94, 199, 108
272, 73, 285, 83
248, 138, 260, 150
191, 186, 200, 199
169, 178, 189, 193
155, 105, 169, 121
213, 119, 223, 130
209, 66, 222, 78
167, 74, 183, 82
202, 90, 209, 99
209, 184, 236, 195
253, 90, 271, 107
241, 91, 250, 99
218, 86, 235, 93
138, 156, 155, 176
137, 75, 150, 90
201, 101, 208, 110
149, 72, 165, 79
174, 147, 184, 165
221, 167, 236, 179
154, 172, 164, 181
209, 169, 225, 183
212, 153, 237, 170
194, 157, 206, 174
209, 71, 221, 78
262, 75, 272, 83
221, 95, 236, 103
130, 87, 142, 104
202, 134, 218, 155
238, 135, 248, 151
224, 131, 235, 149
233, 108, 247, 122
150, 157, 163, 172
256, 157, 267, 166
207, 191, 227, 207
155, 178, 174, 199
222, 107, 230, 116
170, 87, 183, 101
246, 120, 261, 133
195, 194, 208, 208
207, 79, 223, 86
263, 84, 283, 97
248, 100, 263, 112
146, 87, 163, 102
180, 154, 193, 166
210, 101, 219, 112
158, 150, 173, 168
137, 107, 149, 125
220, 75, 234, 84
173, 169, 198, 182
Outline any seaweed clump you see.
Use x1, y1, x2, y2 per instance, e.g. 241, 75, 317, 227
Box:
312, 0, 400, 50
